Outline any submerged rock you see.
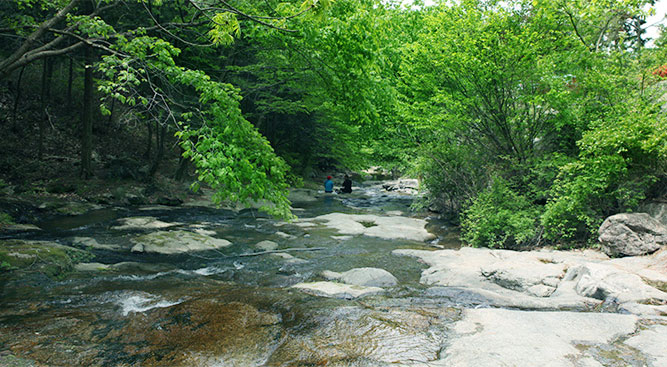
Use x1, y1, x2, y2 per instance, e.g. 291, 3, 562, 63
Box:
292, 281, 384, 299
0, 223, 41, 232
322, 267, 398, 287
271, 253, 307, 264
130, 230, 231, 254
438, 308, 638, 367
0, 239, 92, 277
598, 213, 667, 257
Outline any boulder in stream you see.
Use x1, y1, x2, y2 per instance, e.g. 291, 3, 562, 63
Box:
322, 267, 398, 287
598, 213, 667, 257
111, 216, 182, 230
130, 230, 231, 254
71, 236, 121, 251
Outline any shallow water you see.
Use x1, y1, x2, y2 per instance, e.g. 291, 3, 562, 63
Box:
0, 182, 464, 366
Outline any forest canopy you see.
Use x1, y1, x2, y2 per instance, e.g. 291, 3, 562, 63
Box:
1, 0, 665, 247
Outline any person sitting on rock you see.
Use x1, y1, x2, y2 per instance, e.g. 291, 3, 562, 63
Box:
324, 176, 334, 193
341, 175, 352, 194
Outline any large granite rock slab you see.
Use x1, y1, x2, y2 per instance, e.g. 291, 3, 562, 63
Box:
322, 267, 398, 287
301, 213, 435, 242
598, 213, 667, 257
394, 247, 667, 315
435, 309, 638, 367
130, 230, 231, 254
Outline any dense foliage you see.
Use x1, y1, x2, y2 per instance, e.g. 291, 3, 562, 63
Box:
1, 0, 665, 245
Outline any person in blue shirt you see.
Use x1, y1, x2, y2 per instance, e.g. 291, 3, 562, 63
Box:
324, 175, 334, 193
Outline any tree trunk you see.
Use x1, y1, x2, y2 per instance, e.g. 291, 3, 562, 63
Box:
144, 121, 153, 158
174, 146, 189, 181
80, 46, 94, 178
148, 122, 166, 177
67, 57, 73, 109
12, 66, 26, 131
39, 58, 53, 159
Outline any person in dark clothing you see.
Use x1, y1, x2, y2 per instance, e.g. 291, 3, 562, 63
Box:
341, 175, 352, 193
324, 175, 334, 193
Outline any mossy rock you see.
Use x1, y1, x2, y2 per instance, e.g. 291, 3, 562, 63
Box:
55, 202, 102, 216
0, 239, 93, 278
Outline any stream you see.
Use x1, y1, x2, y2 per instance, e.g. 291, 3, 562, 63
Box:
0, 181, 467, 366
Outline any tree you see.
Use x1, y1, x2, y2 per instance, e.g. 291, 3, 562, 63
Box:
0, 0, 327, 218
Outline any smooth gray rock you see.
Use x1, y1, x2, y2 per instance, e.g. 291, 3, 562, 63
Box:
74, 262, 111, 271
130, 230, 231, 254
436, 309, 638, 367
255, 240, 278, 251
565, 262, 667, 304
322, 267, 398, 287
598, 213, 667, 257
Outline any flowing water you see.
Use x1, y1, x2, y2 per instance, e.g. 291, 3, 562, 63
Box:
0, 182, 466, 366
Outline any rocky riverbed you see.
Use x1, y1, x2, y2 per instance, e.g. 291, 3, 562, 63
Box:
1, 180, 666, 366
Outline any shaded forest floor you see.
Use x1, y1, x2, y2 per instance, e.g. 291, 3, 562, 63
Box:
0, 86, 198, 225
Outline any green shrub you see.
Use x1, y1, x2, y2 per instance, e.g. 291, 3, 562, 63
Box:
461, 178, 542, 249
542, 103, 667, 243
0, 212, 13, 226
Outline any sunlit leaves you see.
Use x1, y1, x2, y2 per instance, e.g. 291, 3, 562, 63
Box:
208, 12, 240, 46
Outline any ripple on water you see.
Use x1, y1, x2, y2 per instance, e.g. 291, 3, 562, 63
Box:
110, 290, 184, 316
